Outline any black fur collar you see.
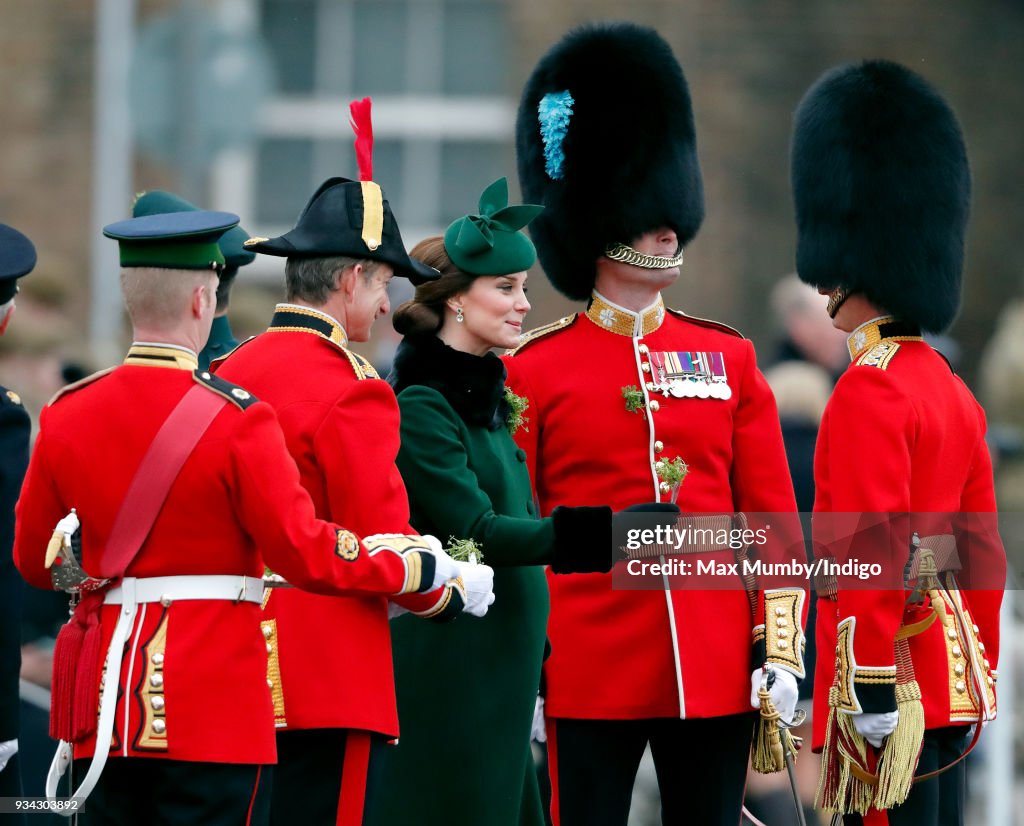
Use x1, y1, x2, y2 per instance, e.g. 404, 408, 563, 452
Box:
389, 334, 509, 431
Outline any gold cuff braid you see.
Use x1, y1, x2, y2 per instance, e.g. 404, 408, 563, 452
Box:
764, 589, 805, 678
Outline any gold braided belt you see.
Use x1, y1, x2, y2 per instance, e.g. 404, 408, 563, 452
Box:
622, 514, 738, 560
813, 534, 958, 602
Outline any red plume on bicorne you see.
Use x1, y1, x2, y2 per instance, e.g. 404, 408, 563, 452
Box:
349, 97, 374, 182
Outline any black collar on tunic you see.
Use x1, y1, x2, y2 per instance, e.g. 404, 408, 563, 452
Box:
388, 334, 508, 431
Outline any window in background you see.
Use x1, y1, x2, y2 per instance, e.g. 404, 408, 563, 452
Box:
212, 0, 515, 270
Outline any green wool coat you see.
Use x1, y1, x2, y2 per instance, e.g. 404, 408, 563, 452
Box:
368, 335, 552, 826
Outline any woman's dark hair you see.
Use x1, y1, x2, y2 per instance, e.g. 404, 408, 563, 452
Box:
392, 236, 477, 336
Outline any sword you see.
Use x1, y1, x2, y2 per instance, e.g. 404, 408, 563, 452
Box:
44, 509, 108, 595
781, 728, 807, 826
761, 665, 808, 826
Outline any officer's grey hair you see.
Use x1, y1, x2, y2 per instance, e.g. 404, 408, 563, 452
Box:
285, 256, 380, 304
120, 267, 217, 330
0, 297, 15, 320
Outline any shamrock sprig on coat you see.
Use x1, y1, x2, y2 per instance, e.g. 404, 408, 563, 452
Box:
656, 456, 689, 504
621, 385, 645, 414
504, 387, 530, 436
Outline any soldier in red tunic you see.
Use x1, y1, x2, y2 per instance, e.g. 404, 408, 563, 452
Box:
790, 61, 1006, 826
14, 211, 462, 825
505, 23, 806, 826
216, 109, 495, 826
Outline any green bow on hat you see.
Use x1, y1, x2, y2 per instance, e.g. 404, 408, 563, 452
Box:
443, 178, 543, 276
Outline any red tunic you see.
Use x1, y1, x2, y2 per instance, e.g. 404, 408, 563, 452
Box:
811, 320, 1005, 749
14, 345, 426, 763
504, 294, 804, 720
215, 306, 450, 737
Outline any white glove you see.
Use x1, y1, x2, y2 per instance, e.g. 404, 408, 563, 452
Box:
420, 534, 462, 590
750, 668, 799, 726
531, 695, 547, 743
55, 510, 80, 538
0, 739, 18, 773
852, 711, 899, 748
456, 559, 495, 618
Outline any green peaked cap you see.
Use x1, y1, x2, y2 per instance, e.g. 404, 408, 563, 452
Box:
132, 190, 255, 270
103, 211, 239, 270
443, 178, 543, 276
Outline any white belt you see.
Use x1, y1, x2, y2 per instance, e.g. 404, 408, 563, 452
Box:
104, 575, 265, 606
46, 575, 265, 814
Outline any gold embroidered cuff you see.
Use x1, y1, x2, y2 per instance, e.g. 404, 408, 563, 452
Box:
833, 617, 897, 714
413, 580, 460, 618
361, 534, 440, 594
764, 589, 805, 679
403, 552, 422, 594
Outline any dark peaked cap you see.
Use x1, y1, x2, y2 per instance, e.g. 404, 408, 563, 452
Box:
0, 223, 36, 303
133, 190, 256, 271
516, 22, 704, 300
791, 60, 970, 333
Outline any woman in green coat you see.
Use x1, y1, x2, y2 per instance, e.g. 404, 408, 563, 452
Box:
366, 179, 621, 826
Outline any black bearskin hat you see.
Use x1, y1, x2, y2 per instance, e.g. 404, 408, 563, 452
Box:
791, 60, 970, 333
516, 22, 704, 301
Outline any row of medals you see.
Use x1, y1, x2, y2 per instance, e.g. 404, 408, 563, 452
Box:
653, 376, 732, 400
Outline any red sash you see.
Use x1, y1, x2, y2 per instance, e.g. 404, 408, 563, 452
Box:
50, 383, 228, 742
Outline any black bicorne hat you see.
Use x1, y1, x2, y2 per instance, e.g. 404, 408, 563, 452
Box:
791, 60, 970, 333
516, 22, 704, 300
243, 177, 438, 285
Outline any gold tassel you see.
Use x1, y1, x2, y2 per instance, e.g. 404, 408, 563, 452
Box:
815, 696, 841, 810
751, 687, 785, 773
834, 710, 875, 815
875, 680, 924, 809
816, 688, 875, 815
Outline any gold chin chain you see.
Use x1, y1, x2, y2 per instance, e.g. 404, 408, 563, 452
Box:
605, 242, 684, 270
826, 286, 850, 318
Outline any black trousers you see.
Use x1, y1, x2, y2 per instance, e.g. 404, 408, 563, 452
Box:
843, 726, 968, 826
72, 757, 269, 826
548, 713, 757, 826
267, 729, 387, 826
0, 751, 26, 826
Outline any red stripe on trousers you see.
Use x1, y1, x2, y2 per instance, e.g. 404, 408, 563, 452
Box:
245, 766, 262, 825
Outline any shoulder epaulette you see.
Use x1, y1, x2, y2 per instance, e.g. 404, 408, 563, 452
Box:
854, 341, 901, 371
342, 347, 381, 381
666, 307, 744, 338
192, 370, 260, 410
2, 385, 24, 408
209, 335, 256, 371
48, 367, 116, 406
506, 314, 579, 355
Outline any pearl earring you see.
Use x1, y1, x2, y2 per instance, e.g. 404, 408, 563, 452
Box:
456, 307, 464, 323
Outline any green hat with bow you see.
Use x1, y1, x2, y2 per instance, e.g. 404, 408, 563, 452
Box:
443, 178, 543, 276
